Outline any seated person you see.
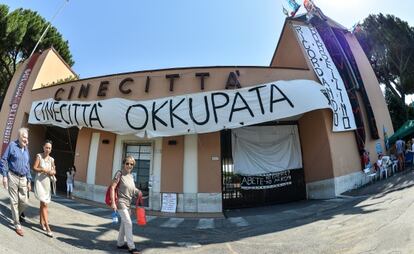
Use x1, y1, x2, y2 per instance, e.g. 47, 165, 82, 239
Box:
361, 149, 370, 169
374, 154, 382, 172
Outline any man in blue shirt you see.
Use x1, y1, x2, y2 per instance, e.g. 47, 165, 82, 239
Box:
1, 127, 32, 237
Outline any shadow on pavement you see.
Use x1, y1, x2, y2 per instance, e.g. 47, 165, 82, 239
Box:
0, 170, 412, 253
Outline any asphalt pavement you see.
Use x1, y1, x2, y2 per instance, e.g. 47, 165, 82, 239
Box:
0, 169, 414, 253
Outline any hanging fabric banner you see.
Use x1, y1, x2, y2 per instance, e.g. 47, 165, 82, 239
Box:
293, 24, 357, 132
2, 53, 40, 154
232, 125, 302, 175
240, 171, 293, 190
29, 79, 332, 138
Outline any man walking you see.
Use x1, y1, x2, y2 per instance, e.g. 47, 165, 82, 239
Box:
1, 128, 32, 236
395, 137, 406, 171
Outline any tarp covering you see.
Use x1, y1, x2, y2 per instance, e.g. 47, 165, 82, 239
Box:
231, 125, 302, 175
388, 120, 414, 145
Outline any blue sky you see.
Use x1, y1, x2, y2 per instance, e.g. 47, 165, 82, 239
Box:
3, 0, 414, 79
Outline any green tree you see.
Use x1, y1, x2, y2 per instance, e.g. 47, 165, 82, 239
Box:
0, 4, 74, 106
385, 88, 407, 130
354, 14, 414, 119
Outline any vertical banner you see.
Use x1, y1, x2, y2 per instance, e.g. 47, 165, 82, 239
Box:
293, 24, 356, 132
1, 54, 40, 154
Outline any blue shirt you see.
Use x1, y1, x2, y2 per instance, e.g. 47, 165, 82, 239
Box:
0, 140, 31, 180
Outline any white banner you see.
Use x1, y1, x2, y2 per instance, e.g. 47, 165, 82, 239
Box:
293, 24, 356, 132
232, 125, 302, 175
29, 79, 331, 138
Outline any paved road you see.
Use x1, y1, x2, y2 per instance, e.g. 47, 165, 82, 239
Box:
1, 170, 414, 253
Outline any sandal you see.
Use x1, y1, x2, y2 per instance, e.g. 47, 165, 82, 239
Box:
128, 248, 140, 254
40, 223, 46, 231
46, 230, 54, 238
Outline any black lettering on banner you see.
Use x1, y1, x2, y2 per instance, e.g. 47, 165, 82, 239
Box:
240, 171, 293, 190
229, 92, 254, 122
169, 98, 188, 128
126, 104, 148, 130
41, 103, 46, 120
297, 26, 325, 77
152, 101, 168, 131
307, 48, 323, 76
119, 78, 133, 94
248, 85, 266, 115
54, 88, 64, 101
59, 104, 69, 124
270, 84, 294, 113
189, 96, 210, 125
343, 117, 351, 129
34, 102, 42, 121
53, 102, 62, 123
211, 92, 230, 123
72, 104, 81, 125
330, 70, 341, 91
44, 101, 54, 120
89, 102, 104, 128
340, 103, 351, 129
68, 104, 73, 124
81, 104, 91, 127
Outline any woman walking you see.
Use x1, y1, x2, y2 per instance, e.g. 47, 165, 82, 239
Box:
33, 140, 56, 237
110, 155, 141, 254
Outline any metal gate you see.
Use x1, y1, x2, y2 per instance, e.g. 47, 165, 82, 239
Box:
44, 126, 79, 192
221, 127, 306, 210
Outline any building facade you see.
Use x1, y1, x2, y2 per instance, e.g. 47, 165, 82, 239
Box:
0, 14, 393, 214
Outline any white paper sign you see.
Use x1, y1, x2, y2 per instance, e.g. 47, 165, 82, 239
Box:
293, 24, 356, 132
28, 79, 333, 137
161, 193, 177, 213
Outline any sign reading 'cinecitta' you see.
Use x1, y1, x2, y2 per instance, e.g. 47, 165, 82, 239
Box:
28, 79, 337, 138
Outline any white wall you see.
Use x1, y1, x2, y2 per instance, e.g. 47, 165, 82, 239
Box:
183, 134, 198, 193
86, 132, 100, 184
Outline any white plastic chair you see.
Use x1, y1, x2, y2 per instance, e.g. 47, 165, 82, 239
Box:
364, 164, 377, 183
381, 156, 393, 177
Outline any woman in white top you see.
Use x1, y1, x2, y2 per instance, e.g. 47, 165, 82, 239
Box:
33, 140, 56, 237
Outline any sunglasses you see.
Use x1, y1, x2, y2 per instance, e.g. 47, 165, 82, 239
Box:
125, 162, 134, 166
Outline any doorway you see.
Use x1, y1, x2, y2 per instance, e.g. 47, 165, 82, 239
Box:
124, 143, 152, 207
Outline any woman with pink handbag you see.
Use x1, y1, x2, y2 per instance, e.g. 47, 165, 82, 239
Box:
110, 155, 142, 254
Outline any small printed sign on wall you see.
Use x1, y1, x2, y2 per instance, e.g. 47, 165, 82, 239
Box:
161, 193, 177, 213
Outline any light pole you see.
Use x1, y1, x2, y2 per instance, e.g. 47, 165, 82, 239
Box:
29, 0, 69, 58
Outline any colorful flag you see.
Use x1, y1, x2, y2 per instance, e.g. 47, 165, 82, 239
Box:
303, 0, 316, 13
287, 0, 300, 10
285, 0, 301, 17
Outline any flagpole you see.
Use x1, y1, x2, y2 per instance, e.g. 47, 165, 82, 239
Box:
29, 0, 69, 58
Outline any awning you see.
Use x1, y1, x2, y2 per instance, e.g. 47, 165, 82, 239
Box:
387, 120, 414, 145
